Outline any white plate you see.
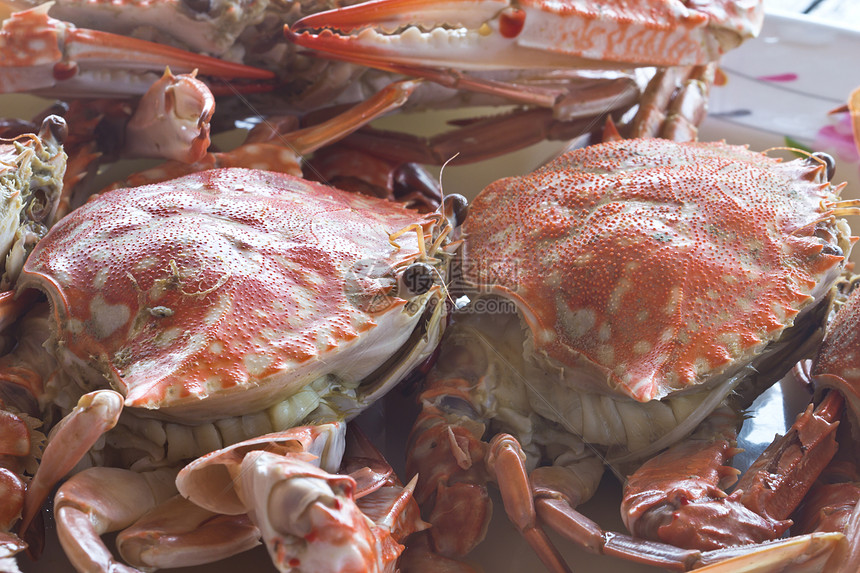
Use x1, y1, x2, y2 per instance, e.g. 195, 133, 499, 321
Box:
10, 9, 860, 573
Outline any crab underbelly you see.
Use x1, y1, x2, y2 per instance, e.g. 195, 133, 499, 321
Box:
524, 365, 721, 455
522, 289, 833, 460
102, 374, 337, 470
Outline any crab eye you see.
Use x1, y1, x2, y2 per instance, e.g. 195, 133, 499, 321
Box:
39, 115, 67, 145
807, 152, 836, 181
819, 243, 843, 257
401, 262, 436, 295
443, 193, 469, 228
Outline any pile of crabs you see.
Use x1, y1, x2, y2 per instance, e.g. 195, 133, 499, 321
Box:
1, 0, 860, 572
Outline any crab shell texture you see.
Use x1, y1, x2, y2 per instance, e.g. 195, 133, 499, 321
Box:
17, 167, 444, 423
463, 138, 852, 403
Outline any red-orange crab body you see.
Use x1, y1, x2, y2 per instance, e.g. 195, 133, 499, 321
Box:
18, 166, 451, 440
465, 139, 849, 409
405, 138, 855, 570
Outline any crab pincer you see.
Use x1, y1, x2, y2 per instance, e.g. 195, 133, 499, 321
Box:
287, 0, 762, 116
658, 280, 860, 573
290, 0, 762, 69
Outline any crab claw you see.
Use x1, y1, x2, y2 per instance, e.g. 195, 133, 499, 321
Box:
123, 68, 214, 164
18, 389, 124, 537
177, 424, 415, 573
176, 425, 346, 516
0, 4, 274, 97
288, 0, 764, 72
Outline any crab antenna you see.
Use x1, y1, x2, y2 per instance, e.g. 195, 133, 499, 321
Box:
762, 145, 813, 157
825, 199, 860, 218
436, 152, 460, 206
791, 202, 860, 236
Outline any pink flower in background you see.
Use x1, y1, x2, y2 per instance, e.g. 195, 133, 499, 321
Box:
813, 108, 860, 185
815, 110, 860, 163
757, 73, 799, 83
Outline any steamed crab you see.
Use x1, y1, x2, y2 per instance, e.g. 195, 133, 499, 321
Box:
405, 137, 859, 572
0, 154, 463, 572
1, 0, 765, 156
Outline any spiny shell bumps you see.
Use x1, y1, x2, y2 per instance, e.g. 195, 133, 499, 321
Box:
20, 168, 443, 420
463, 138, 851, 401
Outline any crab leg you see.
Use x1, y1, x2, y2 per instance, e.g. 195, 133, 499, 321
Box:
304, 143, 445, 211
408, 356, 707, 572
54, 467, 180, 573
17, 389, 124, 536
0, 296, 50, 537
622, 398, 839, 552
792, 282, 860, 573
406, 374, 494, 557
791, 429, 860, 573
0, 398, 34, 564
337, 61, 717, 173
331, 103, 622, 168
405, 316, 593, 573
110, 424, 428, 571
623, 64, 716, 142
344, 427, 480, 573
0, 4, 274, 97
105, 79, 421, 190
116, 496, 261, 570
0, 300, 61, 565
289, 0, 763, 71
341, 425, 428, 540
533, 404, 846, 572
